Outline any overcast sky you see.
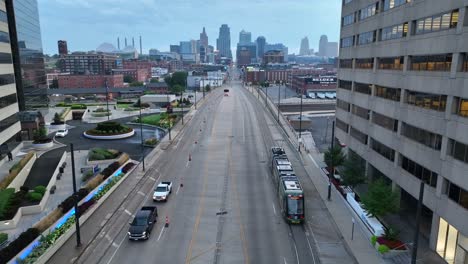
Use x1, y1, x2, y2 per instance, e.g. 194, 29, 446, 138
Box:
38, 0, 341, 55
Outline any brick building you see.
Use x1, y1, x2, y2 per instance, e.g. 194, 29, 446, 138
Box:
58, 53, 118, 75
292, 75, 337, 94
122, 60, 152, 79
112, 69, 148, 82
58, 74, 124, 89
263, 50, 284, 64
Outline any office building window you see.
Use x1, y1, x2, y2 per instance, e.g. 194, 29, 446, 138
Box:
357, 31, 376, 45
0, 74, 15, 86
351, 105, 370, 120
380, 23, 408, 41
350, 127, 368, 145
338, 80, 352, 90
383, 0, 411, 11
406, 91, 447, 111
463, 54, 468, 72
436, 218, 460, 263
0, 10, 7, 23
445, 181, 468, 210
355, 58, 374, 69
371, 138, 395, 161
378, 57, 404, 70
0, 94, 17, 109
448, 139, 468, 164
343, 0, 353, 5
400, 155, 438, 187
0, 31, 9, 44
372, 112, 398, 132
354, 82, 372, 95
342, 13, 355, 26
0, 114, 19, 134
455, 97, 468, 117
410, 54, 452, 71
359, 2, 379, 21
375, 85, 401, 101
337, 99, 351, 112
336, 119, 349, 133
341, 36, 355, 48
401, 123, 442, 150
0, 53, 12, 64
340, 59, 353, 68
415, 10, 459, 35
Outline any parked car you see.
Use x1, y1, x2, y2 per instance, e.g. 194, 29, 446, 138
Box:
153, 182, 173, 202
308, 92, 316, 99
55, 129, 68, 138
128, 206, 158, 240
316, 93, 326, 99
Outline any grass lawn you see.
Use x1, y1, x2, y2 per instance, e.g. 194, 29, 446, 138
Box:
117, 103, 132, 109
139, 114, 163, 126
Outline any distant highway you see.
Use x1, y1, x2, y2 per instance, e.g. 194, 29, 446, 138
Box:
279, 103, 336, 113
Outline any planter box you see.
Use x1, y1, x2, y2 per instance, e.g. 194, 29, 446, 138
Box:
83, 130, 135, 140
32, 141, 53, 150
7, 153, 37, 191
9, 161, 138, 264
86, 153, 124, 166
375, 242, 409, 259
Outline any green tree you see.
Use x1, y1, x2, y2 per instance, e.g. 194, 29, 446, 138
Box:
150, 78, 159, 83
341, 153, 367, 189
323, 146, 346, 172
361, 179, 399, 218
205, 84, 211, 92
170, 84, 185, 95
53, 113, 62, 124
123, 75, 134, 83
129, 81, 144, 87
33, 126, 48, 141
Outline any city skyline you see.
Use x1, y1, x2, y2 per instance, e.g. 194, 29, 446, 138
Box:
38, 0, 341, 55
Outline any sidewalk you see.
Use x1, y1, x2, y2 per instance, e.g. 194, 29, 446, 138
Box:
249, 85, 386, 264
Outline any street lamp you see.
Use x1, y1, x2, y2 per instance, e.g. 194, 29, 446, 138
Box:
70, 144, 82, 247
277, 82, 281, 122
298, 86, 303, 152
138, 96, 145, 172
105, 80, 110, 121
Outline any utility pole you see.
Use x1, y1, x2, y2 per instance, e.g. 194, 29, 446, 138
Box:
277, 82, 281, 122
298, 87, 303, 152
138, 97, 145, 171
182, 75, 186, 125
328, 121, 335, 201
411, 181, 425, 264
70, 144, 81, 247
105, 80, 110, 121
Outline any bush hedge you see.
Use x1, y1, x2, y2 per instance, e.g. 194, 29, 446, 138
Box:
70, 104, 87, 110
88, 148, 120, 161
0, 228, 40, 264
0, 188, 15, 219
33, 208, 63, 233
0, 152, 35, 190
28, 192, 43, 202
1, 189, 28, 220
0, 232, 7, 244
34, 186, 47, 195
122, 162, 136, 174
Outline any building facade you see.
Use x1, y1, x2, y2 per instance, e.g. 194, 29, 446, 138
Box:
0, 1, 21, 155
256, 36, 266, 60
58, 40, 67, 55
239, 30, 251, 44
7, 0, 47, 110
58, 74, 124, 89
263, 50, 284, 64
299, 37, 311, 56
216, 24, 232, 58
58, 53, 118, 75
337, 1, 468, 263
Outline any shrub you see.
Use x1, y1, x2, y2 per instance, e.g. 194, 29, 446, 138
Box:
0, 188, 15, 219
88, 152, 105, 161
116, 153, 130, 165
34, 186, 47, 195
20, 186, 30, 192
144, 138, 158, 146
33, 208, 63, 232
371, 235, 377, 246
2, 190, 28, 220
81, 170, 94, 182
378, 244, 390, 254
0, 232, 7, 244
71, 104, 87, 110
28, 192, 43, 202
121, 162, 136, 174
77, 199, 96, 217
58, 195, 76, 214
96, 121, 123, 132
84, 174, 104, 191
0, 228, 40, 264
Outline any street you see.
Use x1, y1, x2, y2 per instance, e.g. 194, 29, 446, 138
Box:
49, 79, 354, 264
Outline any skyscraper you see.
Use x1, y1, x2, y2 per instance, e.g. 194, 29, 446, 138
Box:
256, 36, 266, 59
58, 40, 68, 55
216, 24, 232, 58
337, 1, 467, 263
179, 41, 192, 54
239, 30, 251, 45
7, 0, 47, 110
318, 35, 328, 57
299, 37, 310, 56
200, 27, 208, 49
0, 1, 21, 154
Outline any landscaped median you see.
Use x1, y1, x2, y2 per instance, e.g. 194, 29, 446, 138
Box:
0, 154, 137, 264
83, 121, 135, 140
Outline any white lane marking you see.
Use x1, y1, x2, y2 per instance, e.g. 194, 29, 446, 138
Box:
308, 154, 319, 168
293, 242, 300, 264
105, 234, 127, 264
149, 176, 156, 181
176, 185, 181, 195
304, 229, 317, 264
307, 221, 321, 251
112, 242, 119, 248
283, 257, 287, 264
100, 220, 106, 227
186, 160, 190, 167
124, 209, 132, 216
157, 227, 165, 241
70, 257, 77, 263
272, 203, 277, 216
105, 213, 112, 220
137, 191, 145, 196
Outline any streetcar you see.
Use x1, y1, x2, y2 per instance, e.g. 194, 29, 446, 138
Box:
278, 176, 305, 224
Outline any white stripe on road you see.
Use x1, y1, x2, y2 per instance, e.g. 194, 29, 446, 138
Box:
105, 235, 127, 264
157, 227, 165, 241
272, 203, 277, 216
304, 229, 317, 264
176, 185, 181, 195
186, 160, 190, 167
137, 191, 145, 196
149, 176, 156, 181
124, 209, 132, 216
308, 154, 319, 169
293, 242, 300, 264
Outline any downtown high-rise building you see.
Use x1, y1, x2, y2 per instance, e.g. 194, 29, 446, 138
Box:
7, 0, 47, 110
299, 37, 310, 56
239, 30, 251, 45
256, 36, 266, 59
0, 1, 21, 156
216, 24, 232, 58
337, 1, 468, 263
199, 27, 209, 62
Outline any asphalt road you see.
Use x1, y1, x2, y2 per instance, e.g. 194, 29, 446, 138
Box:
49, 74, 354, 264
55, 115, 165, 161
